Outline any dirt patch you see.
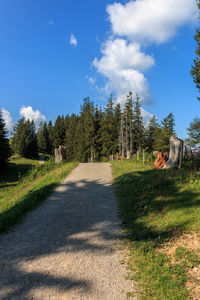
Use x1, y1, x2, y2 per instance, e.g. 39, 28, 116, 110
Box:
157, 232, 200, 299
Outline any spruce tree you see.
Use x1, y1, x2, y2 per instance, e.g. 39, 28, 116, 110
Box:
156, 113, 175, 152
145, 116, 160, 152
0, 109, 10, 169
100, 95, 116, 157
186, 117, 200, 147
191, 1, 200, 101
12, 118, 38, 158
132, 94, 145, 152
53, 115, 66, 148
37, 122, 51, 154
47, 121, 54, 154
65, 114, 79, 161
113, 102, 121, 154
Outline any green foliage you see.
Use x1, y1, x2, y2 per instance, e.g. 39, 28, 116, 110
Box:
12, 118, 38, 158
112, 160, 200, 299
52, 115, 66, 148
186, 117, 200, 147
191, 24, 200, 101
0, 109, 10, 169
37, 122, 51, 154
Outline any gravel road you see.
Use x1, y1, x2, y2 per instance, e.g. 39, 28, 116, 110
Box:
0, 163, 135, 300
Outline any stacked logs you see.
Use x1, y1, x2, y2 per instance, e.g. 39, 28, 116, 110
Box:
153, 152, 168, 169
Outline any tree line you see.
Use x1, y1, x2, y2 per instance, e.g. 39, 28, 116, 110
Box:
1, 93, 176, 164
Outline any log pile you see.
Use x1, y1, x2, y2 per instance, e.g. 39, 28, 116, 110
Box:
153, 152, 168, 169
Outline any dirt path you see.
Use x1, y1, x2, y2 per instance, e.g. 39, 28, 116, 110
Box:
0, 163, 135, 300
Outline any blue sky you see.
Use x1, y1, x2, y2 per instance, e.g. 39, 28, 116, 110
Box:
0, 0, 199, 139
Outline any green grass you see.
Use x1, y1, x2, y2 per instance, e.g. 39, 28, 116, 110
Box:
0, 155, 78, 234
111, 159, 200, 299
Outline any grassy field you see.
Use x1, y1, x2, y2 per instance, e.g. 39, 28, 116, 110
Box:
0, 155, 78, 234
112, 159, 200, 299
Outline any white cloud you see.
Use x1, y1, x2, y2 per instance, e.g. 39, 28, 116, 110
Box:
93, 0, 198, 105
20, 106, 46, 128
141, 108, 153, 125
88, 77, 96, 84
70, 33, 77, 47
93, 38, 154, 104
48, 20, 54, 25
1, 109, 13, 131
107, 0, 197, 44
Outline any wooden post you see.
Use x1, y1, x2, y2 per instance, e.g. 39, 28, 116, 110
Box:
137, 149, 140, 161
143, 149, 145, 164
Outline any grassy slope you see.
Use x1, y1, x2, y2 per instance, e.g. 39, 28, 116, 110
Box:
112, 160, 200, 299
0, 155, 78, 234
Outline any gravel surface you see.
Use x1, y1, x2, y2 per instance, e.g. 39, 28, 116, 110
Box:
0, 163, 136, 300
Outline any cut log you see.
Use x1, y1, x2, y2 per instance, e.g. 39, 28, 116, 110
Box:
163, 136, 183, 169
153, 152, 167, 169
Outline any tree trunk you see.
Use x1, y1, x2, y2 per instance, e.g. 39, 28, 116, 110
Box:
163, 136, 183, 169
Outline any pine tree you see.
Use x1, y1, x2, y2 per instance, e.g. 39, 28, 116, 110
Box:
12, 118, 38, 158
100, 95, 116, 157
191, 1, 200, 101
93, 106, 103, 161
132, 94, 145, 152
0, 109, 10, 169
145, 116, 160, 152
53, 115, 66, 148
37, 122, 51, 154
124, 92, 134, 157
74, 98, 95, 162
113, 102, 121, 154
154, 113, 175, 152
47, 121, 54, 154
186, 117, 200, 147
65, 114, 79, 161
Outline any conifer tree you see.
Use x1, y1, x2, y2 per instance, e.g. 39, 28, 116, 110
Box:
145, 116, 160, 152
100, 95, 116, 157
47, 121, 54, 154
65, 114, 79, 161
53, 115, 66, 148
186, 117, 200, 147
132, 94, 145, 152
74, 98, 95, 162
37, 122, 51, 154
154, 113, 175, 152
0, 109, 10, 168
12, 118, 38, 158
113, 102, 121, 154
191, 1, 200, 101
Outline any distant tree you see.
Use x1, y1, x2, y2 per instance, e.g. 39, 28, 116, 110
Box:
37, 122, 51, 153
186, 117, 200, 147
93, 106, 103, 161
47, 121, 54, 154
145, 115, 160, 152
12, 118, 38, 158
132, 94, 145, 152
154, 113, 175, 152
100, 95, 116, 157
113, 102, 122, 154
53, 115, 66, 148
0, 109, 10, 168
191, 1, 200, 101
65, 114, 79, 161
74, 98, 95, 162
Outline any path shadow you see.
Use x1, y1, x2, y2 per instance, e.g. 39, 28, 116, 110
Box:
0, 176, 120, 299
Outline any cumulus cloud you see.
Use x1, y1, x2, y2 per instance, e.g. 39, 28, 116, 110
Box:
20, 106, 46, 128
93, 38, 154, 104
93, 0, 197, 105
70, 33, 77, 47
1, 109, 13, 131
107, 0, 197, 44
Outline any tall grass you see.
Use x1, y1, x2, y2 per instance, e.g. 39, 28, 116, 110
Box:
112, 159, 200, 299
